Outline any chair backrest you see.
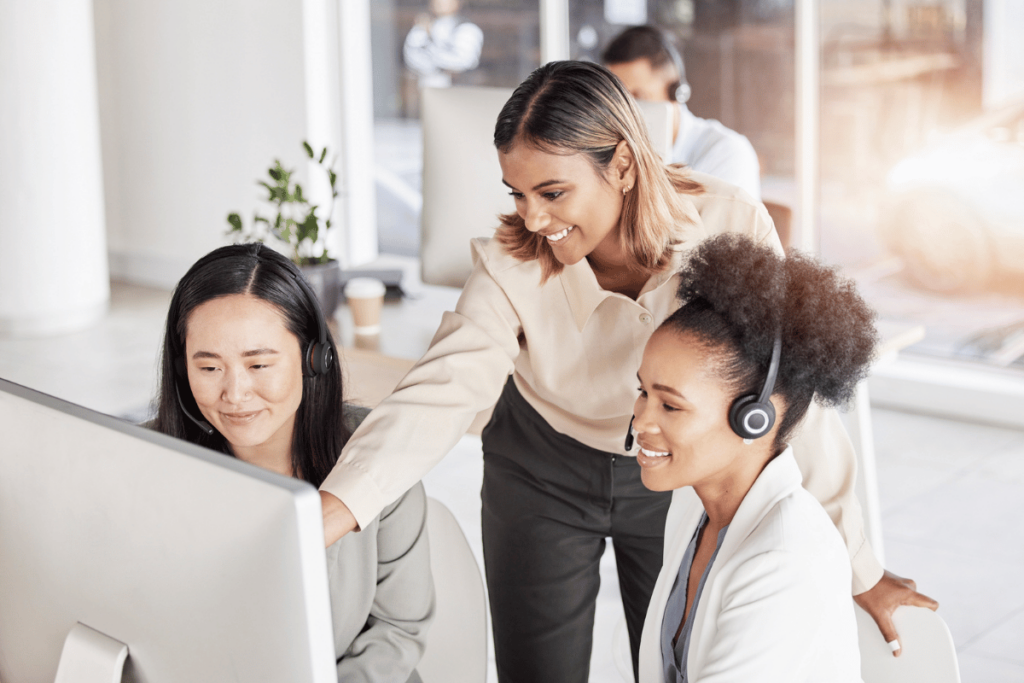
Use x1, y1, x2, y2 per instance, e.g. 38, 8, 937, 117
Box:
420, 86, 674, 287
417, 496, 488, 683
762, 200, 792, 251
856, 605, 961, 683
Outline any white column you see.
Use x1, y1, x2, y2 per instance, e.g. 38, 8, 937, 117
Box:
0, 0, 109, 335
336, 0, 378, 267
540, 0, 570, 64
794, 0, 820, 254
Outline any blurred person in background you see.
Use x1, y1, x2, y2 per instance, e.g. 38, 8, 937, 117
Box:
603, 25, 761, 200
403, 0, 483, 91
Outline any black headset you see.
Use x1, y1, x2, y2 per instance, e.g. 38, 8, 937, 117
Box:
624, 333, 782, 452
174, 257, 333, 436
655, 30, 691, 104
728, 334, 782, 441
292, 274, 334, 378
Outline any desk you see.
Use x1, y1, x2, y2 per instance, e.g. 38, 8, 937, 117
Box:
847, 321, 926, 567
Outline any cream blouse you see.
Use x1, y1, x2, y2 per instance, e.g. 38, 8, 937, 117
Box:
321, 172, 884, 594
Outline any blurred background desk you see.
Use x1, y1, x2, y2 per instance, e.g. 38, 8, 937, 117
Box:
341, 345, 492, 436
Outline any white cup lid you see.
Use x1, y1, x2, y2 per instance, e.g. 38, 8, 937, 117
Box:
344, 277, 386, 298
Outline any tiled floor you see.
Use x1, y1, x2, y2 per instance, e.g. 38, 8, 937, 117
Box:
2, 275, 1022, 681
871, 410, 1024, 680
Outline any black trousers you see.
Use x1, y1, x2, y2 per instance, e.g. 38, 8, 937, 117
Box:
481, 379, 672, 683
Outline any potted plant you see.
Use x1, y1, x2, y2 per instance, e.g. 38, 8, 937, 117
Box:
227, 141, 341, 316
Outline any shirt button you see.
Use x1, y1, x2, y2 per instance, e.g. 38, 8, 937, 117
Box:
640, 313, 653, 324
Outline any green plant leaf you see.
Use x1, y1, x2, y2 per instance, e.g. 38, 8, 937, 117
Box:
303, 141, 314, 159
319, 146, 327, 163
296, 207, 320, 244
294, 184, 304, 202
268, 166, 281, 181
227, 213, 243, 232
328, 169, 337, 189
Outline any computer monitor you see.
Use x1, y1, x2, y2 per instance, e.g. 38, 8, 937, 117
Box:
0, 378, 336, 682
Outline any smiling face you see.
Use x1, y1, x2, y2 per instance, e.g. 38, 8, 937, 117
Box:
498, 142, 634, 269
184, 294, 304, 472
633, 328, 763, 494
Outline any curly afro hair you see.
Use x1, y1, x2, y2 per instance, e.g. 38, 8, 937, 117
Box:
660, 233, 878, 451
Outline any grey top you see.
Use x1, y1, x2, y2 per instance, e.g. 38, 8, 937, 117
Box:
328, 479, 433, 683
325, 404, 437, 682
662, 513, 730, 683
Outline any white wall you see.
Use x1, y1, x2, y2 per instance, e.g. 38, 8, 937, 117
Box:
94, 0, 310, 289
0, 0, 110, 335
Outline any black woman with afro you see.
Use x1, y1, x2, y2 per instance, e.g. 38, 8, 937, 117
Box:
632, 234, 938, 682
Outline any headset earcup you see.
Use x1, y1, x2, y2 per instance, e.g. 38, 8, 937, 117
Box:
728, 394, 776, 440
303, 341, 316, 377
314, 342, 333, 375
303, 341, 334, 377
675, 82, 691, 104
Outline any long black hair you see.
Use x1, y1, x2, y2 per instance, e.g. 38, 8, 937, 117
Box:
661, 234, 878, 452
152, 243, 348, 487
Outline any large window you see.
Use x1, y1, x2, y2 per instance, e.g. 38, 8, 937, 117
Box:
817, 0, 1024, 373
568, 0, 1024, 374
366, 0, 1024, 373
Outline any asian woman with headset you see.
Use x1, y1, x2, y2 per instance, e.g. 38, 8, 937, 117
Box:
151, 244, 434, 683
317, 61, 934, 682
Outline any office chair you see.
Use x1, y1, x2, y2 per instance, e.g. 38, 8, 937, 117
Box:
856, 604, 961, 683
417, 497, 488, 683
762, 200, 792, 251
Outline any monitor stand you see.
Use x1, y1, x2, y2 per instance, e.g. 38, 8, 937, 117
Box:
53, 623, 129, 683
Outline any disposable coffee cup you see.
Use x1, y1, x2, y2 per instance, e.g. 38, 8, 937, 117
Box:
344, 277, 386, 335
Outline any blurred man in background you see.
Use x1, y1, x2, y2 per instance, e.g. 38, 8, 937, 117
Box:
403, 0, 483, 91
603, 25, 761, 199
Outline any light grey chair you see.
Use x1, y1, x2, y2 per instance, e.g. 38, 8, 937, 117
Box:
856, 604, 961, 683
417, 496, 488, 683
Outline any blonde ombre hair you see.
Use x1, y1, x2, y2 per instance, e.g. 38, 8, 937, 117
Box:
493, 60, 703, 281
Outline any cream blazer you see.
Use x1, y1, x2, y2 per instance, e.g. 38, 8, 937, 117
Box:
639, 449, 862, 683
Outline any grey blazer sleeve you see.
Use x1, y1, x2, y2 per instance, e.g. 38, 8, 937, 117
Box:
335, 481, 435, 682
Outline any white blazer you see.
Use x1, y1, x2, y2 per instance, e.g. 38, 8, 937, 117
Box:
639, 448, 862, 682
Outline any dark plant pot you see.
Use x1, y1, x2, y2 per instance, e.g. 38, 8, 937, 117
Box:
298, 259, 341, 318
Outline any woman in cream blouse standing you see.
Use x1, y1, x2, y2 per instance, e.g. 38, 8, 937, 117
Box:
318, 61, 931, 682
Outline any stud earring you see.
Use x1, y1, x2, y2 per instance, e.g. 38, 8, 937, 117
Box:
743, 438, 753, 445
622, 185, 631, 195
